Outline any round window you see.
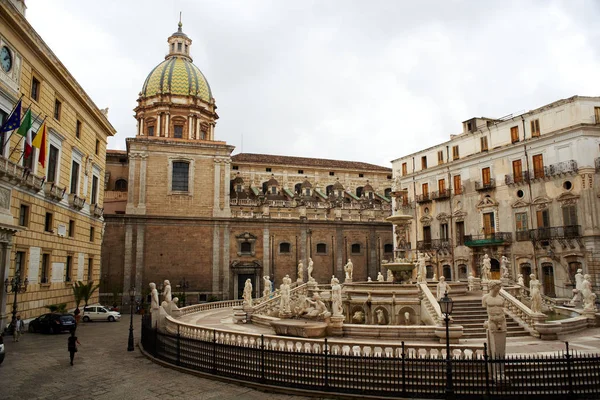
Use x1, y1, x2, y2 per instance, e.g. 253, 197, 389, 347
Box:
563, 181, 572, 190
516, 190, 524, 198
424, 207, 430, 215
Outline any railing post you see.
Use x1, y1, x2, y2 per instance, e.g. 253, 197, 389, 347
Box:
401, 341, 406, 396
483, 343, 490, 397
565, 341, 573, 395
176, 324, 181, 366
324, 338, 329, 389
212, 329, 217, 374
260, 334, 265, 383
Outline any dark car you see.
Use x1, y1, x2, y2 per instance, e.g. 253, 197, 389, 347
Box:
28, 313, 76, 334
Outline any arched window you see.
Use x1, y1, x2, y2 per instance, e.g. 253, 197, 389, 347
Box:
383, 244, 393, 253
351, 243, 361, 254
173, 124, 184, 139
115, 179, 128, 192
316, 243, 327, 254
279, 242, 291, 253
443, 265, 452, 280
172, 161, 189, 191
356, 187, 363, 197
458, 264, 467, 280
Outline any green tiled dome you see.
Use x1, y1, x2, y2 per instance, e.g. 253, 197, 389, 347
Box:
141, 57, 212, 101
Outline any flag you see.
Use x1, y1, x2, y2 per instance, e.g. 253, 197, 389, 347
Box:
0, 99, 22, 132
32, 121, 47, 166
17, 108, 32, 159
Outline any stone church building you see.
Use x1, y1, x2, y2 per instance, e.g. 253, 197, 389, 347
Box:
102, 23, 394, 302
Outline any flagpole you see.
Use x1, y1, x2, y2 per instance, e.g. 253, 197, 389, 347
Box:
0, 94, 25, 153
15, 110, 43, 165
7, 105, 32, 161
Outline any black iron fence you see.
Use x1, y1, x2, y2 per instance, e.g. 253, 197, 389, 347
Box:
141, 319, 600, 399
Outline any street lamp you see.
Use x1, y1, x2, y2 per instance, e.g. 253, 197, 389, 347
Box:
439, 291, 454, 395
178, 278, 189, 307
4, 274, 28, 334
127, 286, 135, 351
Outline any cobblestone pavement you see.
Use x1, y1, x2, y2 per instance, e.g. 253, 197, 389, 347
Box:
0, 315, 322, 400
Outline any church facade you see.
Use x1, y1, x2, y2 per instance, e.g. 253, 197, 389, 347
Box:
102, 23, 393, 303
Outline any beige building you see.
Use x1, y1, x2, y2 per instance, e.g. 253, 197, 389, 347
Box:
391, 96, 600, 299
0, 0, 115, 329
102, 24, 393, 302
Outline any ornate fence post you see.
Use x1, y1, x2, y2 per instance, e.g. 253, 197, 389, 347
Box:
261, 334, 265, 383
483, 343, 490, 397
176, 324, 181, 366
324, 338, 329, 389
212, 329, 217, 374
565, 341, 573, 395
401, 341, 406, 396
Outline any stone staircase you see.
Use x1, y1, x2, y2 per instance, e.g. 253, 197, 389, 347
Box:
452, 299, 530, 339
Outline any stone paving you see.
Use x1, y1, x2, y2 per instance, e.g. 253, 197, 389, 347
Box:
0, 315, 324, 400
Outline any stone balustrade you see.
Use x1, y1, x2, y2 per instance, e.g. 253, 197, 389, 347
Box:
500, 288, 546, 337
418, 282, 443, 325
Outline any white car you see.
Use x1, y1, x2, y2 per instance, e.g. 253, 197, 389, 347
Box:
82, 306, 121, 322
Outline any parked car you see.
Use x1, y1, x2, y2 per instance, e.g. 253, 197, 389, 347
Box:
82, 306, 121, 322
28, 313, 76, 334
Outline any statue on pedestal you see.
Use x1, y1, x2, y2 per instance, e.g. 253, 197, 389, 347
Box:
344, 259, 353, 281
331, 276, 343, 317
529, 274, 542, 313
468, 273, 475, 291
308, 258, 315, 282
568, 269, 584, 306
263, 276, 272, 298
242, 279, 253, 307
582, 274, 597, 312
416, 252, 429, 283
483, 280, 507, 366
481, 254, 491, 282
297, 261, 304, 283
500, 256, 510, 278
377, 272, 384, 282
375, 309, 386, 325
299, 293, 330, 319
279, 276, 291, 316
149, 282, 159, 310
387, 269, 394, 282
163, 280, 172, 303
436, 276, 450, 300
517, 274, 525, 297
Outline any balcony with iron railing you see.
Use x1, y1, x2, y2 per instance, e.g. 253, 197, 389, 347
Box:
532, 160, 578, 181
505, 171, 531, 186
526, 225, 581, 241
415, 193, 432, 204
430, 189, 451, 201
474, 178, 496, 191
463, 232, 512, 247
417, 238, 451, 250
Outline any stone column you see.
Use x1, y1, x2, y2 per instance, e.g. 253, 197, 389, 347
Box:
210, 123, 215, 140
300, 229, 307, 270
223, 158, 231, 216
212, 158, 222, 217
263, 227, 270, 278
157, 113, 162, 136
164, 113, 170, 138
188, 115, 193, 139
137, 154, 147, 214
196, 118, 201, 140
222, 223, 230, 299
134, 224, 145, 293
139, 118, 144, 136
212, 224, 220, 296
125, 154, 137, 214
122, 223, 133, 305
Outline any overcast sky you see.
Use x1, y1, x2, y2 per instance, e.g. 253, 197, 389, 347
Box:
26, 0, 600, 167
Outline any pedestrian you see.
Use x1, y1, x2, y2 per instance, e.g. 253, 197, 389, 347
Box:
67, 329, 80, 366
13, 315, 24, 342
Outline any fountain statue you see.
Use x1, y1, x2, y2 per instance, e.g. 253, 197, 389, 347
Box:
481, 254, 491, 282
263, 276, 272, 298
344, 259, 353, 282
297, 261, 304, 283
582, 274, 597, 312
529, 274, 542, 313
377, 272, 384, 282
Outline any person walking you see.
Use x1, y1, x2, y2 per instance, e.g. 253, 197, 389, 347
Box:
13, 315, 24, 342
67, 329, 80, 366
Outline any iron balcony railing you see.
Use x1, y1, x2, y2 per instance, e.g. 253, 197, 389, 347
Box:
431, 189, 451, 200
527, 225, 581, 241
417, 239, 451, 250
533, 160, 578, 180
505, 171, 531, 186
464, 232, 512, 246
474, 178, 496, 191
415, 193, 432, 203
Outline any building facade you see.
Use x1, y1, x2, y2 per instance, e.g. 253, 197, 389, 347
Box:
0, 0, 115, 329
391, 96, 600, 299
102, 24, 393, 303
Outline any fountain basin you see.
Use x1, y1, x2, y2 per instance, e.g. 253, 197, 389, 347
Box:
270, 320, 328, 338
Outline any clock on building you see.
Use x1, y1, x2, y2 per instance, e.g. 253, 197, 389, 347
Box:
0, 45, 12, 73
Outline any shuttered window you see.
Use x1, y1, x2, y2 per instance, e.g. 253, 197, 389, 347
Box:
533, 154, 544, 178
562, 205, 578, 226
530, 119, 540, 137
512, 160, 522, 182
172, 161, 189, 191
453, 175, 462, 195
438, 179, 445, 193
511, 126, 519, 143
437, 150, 444, 165
422, 183, 429, 196
480, 136, 488, 151
402, 162, 407, 176
452, 145, 459, 160
482, 167, 491, 185
515, 212, 528, 231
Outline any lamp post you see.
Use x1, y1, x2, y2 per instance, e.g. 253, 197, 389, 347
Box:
178, 278, 189, 307
439, 291, 454, 395
127, 286, 135, 351
4, 274, 28, 334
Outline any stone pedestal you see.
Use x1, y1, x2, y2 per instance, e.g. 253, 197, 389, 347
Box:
150, 308, 159, 328
297, 278, 304, 284
582, 310, 597, 326
328, 315, 345, 337
344, 278, 353, 283
481, 281, 489, 294
487, 330, 507, 380
434, 324, 463, 344
232, 306, 246, 324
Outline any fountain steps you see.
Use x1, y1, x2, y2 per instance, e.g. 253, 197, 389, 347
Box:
452, 299, 530, 339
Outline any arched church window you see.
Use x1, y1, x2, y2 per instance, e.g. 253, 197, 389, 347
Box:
174, 125, 184, 139
147, 126, 155, 136
172, 161, 189, 192
177, 43, 182, 51
115, 179, 128, 192
279, 242, 291, 253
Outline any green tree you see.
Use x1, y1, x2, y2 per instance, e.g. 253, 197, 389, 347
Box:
72, 281, 84, 313
46, 303, 67, 313
72, 281, 100, 310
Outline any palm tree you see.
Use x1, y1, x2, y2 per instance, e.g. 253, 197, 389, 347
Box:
80, 281, 100, 308
72, 281, 84, 312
